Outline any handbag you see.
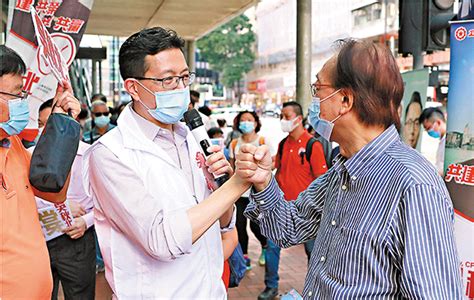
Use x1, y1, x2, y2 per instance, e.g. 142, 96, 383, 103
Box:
228, 243, 247, 288
29, 113, 80, 192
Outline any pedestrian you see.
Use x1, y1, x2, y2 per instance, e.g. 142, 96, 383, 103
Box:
83, 100, 115, 144
235, 39, 462, 298
83, 27, 240, 299
33, 99, 96, 300
255, 101, 329, 300
0, 45, 80, 299
229, 110, 272, 272
419, 107, 447, 175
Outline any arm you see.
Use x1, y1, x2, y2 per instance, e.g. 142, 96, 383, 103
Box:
393, 184, 463, 298
221, 228, 238, 260
244, 174, 328, 248
89, 145, 249, 261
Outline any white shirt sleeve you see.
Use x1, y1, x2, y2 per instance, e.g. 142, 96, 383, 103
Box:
88, 144, 193, 262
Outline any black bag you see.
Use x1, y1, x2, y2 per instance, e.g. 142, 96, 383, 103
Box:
29, 113, 80, 192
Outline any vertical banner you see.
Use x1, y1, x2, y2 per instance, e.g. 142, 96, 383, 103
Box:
445, 20, 474, 299
400, 69, 429, 150
5, 0, 94, 141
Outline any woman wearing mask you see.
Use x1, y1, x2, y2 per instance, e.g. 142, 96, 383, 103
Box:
229, 111, 274, 271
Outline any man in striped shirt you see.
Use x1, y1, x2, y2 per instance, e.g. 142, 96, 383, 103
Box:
234, 39, 463, 299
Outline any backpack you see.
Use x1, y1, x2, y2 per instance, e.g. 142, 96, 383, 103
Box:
277, 136, 317, 171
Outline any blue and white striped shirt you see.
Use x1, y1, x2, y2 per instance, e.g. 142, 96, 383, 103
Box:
245, 125, 463, 299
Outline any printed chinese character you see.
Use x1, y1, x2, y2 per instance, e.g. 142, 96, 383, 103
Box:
35, 0, 49, 13
53, 16, 71, 31
45, 2, 61, 16
461, 165, 474, 186
15, 0, 33, 12
65, 18, 84, 34
42, 16, 53, 28
467, 270, 474, 298
39, 210, 63, 236
445, 164, 464, 183
22, 71, 40, 94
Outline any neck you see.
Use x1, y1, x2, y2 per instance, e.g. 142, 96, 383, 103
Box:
289, 125, 305, 140
242, 132, 257, 142
334, 118, 386, 158
0, 130, 8, 140
96, 125, 108, 135
132, 101, 173, 131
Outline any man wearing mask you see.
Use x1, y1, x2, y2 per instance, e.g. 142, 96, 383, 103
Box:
0, 45, 80, 299
419, 107, 447, 176
83, 27, 245, 299
83, 100, 115, 144
235, 39, 462, 298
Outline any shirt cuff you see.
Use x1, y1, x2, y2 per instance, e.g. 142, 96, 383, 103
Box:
250, 176, 281, 212
81, 211, 94, 229
220, 205, 236, 233
166, 209, 193, 256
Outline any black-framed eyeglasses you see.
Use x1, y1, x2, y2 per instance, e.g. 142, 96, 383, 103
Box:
0, 90, 28, 100
94, 112, 110, 117
135, 72, 196, 90
310, 83, 333, 97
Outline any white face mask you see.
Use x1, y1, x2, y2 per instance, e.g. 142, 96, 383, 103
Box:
280, 117, 299, 133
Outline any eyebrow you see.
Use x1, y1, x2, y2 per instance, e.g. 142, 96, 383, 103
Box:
159, 68, 190, 77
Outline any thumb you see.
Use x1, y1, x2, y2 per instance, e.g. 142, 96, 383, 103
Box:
254, 145, 268, 161
54, 82, 64, 98
62, 80, 73, 93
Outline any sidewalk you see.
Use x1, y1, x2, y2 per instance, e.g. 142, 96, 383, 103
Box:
228, 234, 307, 299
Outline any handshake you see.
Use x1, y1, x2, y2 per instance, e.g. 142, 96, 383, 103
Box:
233, 144, 273, 192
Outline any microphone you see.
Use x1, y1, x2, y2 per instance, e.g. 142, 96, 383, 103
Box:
183, 109, 229, 187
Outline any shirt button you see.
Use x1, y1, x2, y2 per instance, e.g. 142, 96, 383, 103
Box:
290, 149, 293, 153
351, 176, 357, 181
341, 185, 347, 191
320, 256, 325, 262
308, 291, 313, 296
259, 200, 265, 205
331, 220, 336, 226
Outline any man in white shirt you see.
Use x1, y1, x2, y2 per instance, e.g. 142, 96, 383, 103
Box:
83, 27, 248, 299
419, 107, 447, 176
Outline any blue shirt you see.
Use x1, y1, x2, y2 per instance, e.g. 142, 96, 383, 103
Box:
245, 125, 462, 299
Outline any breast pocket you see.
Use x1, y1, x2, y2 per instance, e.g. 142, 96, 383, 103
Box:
326, 226, 371, 286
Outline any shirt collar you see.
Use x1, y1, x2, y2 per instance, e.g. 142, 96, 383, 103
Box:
333, 125, 400, 179
129, 107, 188, 141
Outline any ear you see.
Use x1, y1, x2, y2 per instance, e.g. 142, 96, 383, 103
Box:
124, 78, 140, 101
339, 89, 354, 115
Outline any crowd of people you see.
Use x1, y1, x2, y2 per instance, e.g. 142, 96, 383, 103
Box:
0, 25, 463, 300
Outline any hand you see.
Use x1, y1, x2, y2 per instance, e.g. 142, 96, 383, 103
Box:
63, 217, 87, 239
235, 144, 272, 191
68, 200, 86, 218
52, 80, 81, 119
206, 145, 233, 177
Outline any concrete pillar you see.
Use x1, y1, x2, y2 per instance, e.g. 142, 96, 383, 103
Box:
296, 0, 312, 115
187, 39, 196, 73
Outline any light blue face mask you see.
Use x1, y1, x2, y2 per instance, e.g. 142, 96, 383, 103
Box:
0, 98, 30, 136
239, 121, 255, 134
308, 89, 341, 142
427, 128, 441, 139
94, 115, 110, 128
137, 82, 190, 124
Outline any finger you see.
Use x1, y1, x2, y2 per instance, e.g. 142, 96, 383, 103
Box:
235, 152, 255, 163
235, 160, 258, 171
255, 145, 269, 160
205, 151, 225, 167
206, 144, 221, 154
207, 158, 228, 173
62, 80, 73, 94
62, 226, 75, 233
239, 143, 257, 155
236, 168, 255, 179
54, 82, 64, 100
54, 90, 70, 109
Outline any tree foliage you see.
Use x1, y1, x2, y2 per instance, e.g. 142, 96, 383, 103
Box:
197, 14, 255, 88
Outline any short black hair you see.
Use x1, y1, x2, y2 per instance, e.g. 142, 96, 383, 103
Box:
282, 101, 303, 116
207, 127, 223, 138
0, 45, 26, 77
78, 108, 89, 120
91, 93, 107, 103
119, 27, 185, 80
217, 118, 226, 127
190, 90, 200, 106
235, 110, 262, 133
39, 99, 54, 113
419, 107, 445, 124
